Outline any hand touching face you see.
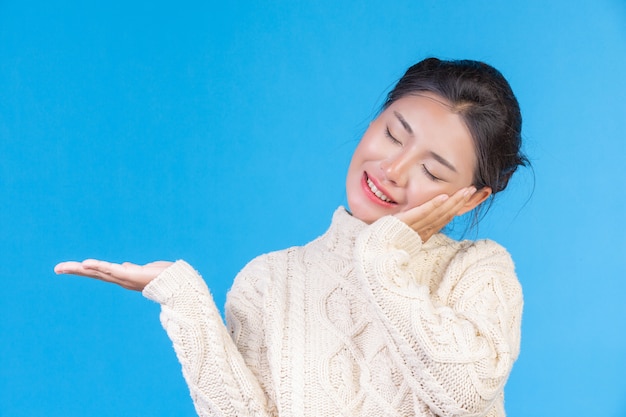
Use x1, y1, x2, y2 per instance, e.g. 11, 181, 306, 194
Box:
345, 93, 491, 238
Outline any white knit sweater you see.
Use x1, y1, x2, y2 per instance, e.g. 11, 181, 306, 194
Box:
142, 207, 522, 417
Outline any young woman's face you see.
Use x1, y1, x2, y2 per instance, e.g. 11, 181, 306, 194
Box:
346, 93, 479, 224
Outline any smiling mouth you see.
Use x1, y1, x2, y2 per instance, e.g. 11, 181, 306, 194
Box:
365, 173, 396, 204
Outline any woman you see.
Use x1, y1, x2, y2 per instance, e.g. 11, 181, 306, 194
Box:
56, 57, 527, 416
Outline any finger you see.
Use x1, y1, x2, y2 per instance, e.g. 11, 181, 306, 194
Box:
401, 187, 475, 229
83, 259, 139, 274
54, 261, 115, 283
82, 259, 145, 282
425, 187, 476, 226
395, 194, 448, 224
439, 187, 475, 217
82, 259, 118, 271
399, 192, 457, 226
54, 261, 89, 275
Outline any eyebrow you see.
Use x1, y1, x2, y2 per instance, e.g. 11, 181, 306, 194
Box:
430, 151, 458, 173
393, 111, 458, 173
394, 111, 413, 135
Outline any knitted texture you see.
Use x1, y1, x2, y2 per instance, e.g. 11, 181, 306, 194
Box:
143, 207, 522, 417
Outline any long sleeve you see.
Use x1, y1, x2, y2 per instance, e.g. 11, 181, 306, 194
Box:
354, 216, 522, 416
225, 256, 279, 416
142, 260, 272, 417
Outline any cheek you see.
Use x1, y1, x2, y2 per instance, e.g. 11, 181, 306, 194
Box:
347, 140, 368, 168
354, 130, 389, 159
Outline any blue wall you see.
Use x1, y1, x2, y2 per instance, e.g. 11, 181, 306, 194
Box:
1, 1, 625, 415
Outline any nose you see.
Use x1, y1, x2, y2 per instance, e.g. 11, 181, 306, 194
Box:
380, 152, 411, 187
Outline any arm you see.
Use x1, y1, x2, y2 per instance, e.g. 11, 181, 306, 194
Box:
224, 257, 278, 416
354, 217, 522, 416
142, 261, 272, 417
54, 259, 272, 417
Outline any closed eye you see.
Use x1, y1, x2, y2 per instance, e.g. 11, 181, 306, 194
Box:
385, 127, 402, 145
422, 165, 442, 181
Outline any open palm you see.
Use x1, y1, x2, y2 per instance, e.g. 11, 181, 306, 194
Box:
54, 259, 173, 291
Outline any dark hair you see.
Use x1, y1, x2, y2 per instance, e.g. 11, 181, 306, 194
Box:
383, 58, 529, 204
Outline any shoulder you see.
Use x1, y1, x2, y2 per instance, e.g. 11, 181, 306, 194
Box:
446, 237, 515, 272
442, 238, 522, 303
420, 235, 521, 298
229, 244, 305, 295
237, 243, 307, 275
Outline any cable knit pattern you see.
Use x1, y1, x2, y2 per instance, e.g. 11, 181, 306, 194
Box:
142, 261, 270, 417
143, 207, 522, 417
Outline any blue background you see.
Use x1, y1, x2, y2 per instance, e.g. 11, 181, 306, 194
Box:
1, 1, 625, 416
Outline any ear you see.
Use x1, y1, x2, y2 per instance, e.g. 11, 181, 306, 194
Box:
457, 186, 492, 216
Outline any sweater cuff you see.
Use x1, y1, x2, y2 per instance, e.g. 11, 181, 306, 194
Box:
142, 260, 199, 304
367, 215, 423, 258
356, 215, 429, 295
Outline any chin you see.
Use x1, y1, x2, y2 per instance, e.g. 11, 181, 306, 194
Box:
347, 202, 385, 225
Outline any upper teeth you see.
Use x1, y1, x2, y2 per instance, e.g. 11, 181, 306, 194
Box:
367, 178, 392, 202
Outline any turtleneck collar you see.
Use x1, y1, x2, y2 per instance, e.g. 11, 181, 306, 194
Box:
320, 206, 454, 252
315, 207, 367, 251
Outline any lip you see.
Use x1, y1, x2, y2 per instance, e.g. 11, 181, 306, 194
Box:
361, 172, 397, 207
